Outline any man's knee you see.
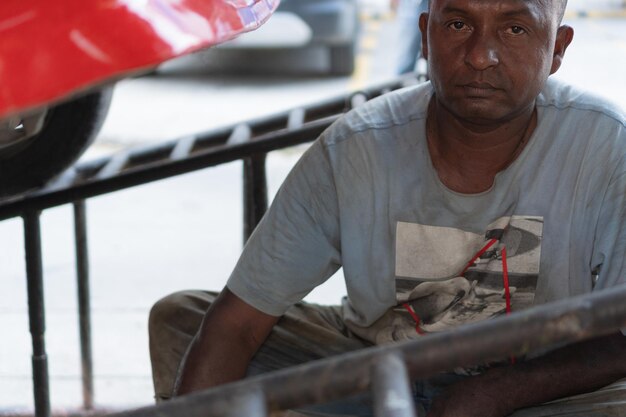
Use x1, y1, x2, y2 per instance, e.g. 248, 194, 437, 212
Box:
149, 290, 216, 401
149, 290, 214, 338
150, 291, 191, 336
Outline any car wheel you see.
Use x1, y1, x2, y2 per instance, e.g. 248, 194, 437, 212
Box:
0, 88, 113, 198
329, 43, 356, 76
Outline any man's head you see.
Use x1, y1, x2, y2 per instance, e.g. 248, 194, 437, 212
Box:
419, 0, 574, 126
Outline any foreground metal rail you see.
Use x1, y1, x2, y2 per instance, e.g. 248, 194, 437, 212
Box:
0, 77, 420, 417
109, 284, 626, 417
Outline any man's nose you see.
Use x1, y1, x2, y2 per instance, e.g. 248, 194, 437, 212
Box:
464, 32, 500, 70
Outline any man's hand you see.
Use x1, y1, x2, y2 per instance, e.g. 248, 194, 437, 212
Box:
426, 333, 626, 417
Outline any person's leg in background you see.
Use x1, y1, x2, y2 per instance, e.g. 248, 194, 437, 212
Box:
394, 0, 428, 75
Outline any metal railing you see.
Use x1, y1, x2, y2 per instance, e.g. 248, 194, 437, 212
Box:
107, 284, 626, 417
3, 74, 625, 417
0, 76, 420, 417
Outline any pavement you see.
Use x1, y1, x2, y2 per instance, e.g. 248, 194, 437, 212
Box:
1, 1, 625, 415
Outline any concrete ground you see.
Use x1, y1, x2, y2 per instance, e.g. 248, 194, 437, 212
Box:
1, 1, 625, 414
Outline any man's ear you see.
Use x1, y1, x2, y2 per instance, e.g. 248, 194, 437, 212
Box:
419, 12, 429, 60
550, 25, 574, 74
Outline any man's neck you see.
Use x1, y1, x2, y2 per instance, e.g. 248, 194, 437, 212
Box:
426, 97, 538, 194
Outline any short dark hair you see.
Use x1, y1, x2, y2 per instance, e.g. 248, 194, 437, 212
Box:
426, 0, 569, 24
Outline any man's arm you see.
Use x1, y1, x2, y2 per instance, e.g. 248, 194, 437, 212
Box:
175, 287, 279, 395
427, 333, 626, 417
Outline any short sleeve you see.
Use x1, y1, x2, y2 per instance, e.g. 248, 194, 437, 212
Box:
227, 137, 342, 316
590, 146, 626, 336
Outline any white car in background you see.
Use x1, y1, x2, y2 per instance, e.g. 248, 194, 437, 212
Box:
225, 0, 360, 75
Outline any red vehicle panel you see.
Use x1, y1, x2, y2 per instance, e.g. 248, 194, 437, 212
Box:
0, 0, 278, 119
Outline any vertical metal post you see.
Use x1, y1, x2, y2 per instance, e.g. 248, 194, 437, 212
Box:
223, 389, 267, 417
23, 210, 51, 417
372, 353, 417, 417
73, 200, 94, 410
243, 154, 268, 243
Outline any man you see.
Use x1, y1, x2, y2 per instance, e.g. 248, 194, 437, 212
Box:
149, 0, 626, 415
392, 0, 429, 75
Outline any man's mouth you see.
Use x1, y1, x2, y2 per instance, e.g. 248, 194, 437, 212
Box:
461, 82, 499, 97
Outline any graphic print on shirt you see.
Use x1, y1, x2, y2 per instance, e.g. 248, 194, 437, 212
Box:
391, 215, 542, 340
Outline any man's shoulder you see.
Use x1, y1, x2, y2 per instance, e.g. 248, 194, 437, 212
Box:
538, 78, 625, 127
321, 82, 432, 148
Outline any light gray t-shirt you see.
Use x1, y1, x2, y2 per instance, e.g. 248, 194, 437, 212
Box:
227, 78, 626, 343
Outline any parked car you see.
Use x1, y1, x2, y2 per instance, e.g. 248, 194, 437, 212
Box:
222, 0, 360, 75
0, 0, 278, 198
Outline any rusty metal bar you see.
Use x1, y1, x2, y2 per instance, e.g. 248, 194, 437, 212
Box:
372, 353, 416, 417
0, 78, 416, 222
0, 76, 423, 417
73, 200, 94, 410
23, 210, 51, 417
104, 283, 626, 417
0, 116, 334, 222
243, 154, 268, 242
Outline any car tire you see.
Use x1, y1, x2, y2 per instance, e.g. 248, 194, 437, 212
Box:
0, 88, 113, 198
329, 43, 356, 76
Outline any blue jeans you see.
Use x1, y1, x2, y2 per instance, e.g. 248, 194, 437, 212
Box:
298, 372, 467, 417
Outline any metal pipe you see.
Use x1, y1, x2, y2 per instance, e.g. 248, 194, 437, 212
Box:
223, 388, 267, 417
243, 154, 268, 242
372, 354, 416, 417
73, 200, 94, 410
104, 284, 626, 417
0, 78, 414, 221
0, 117, 335, 221
23, 210, 51, 417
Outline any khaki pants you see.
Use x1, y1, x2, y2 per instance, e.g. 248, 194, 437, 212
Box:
149, 290, 374, 416
148, 290, 626, 417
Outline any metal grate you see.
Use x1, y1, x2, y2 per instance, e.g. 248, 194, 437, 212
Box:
104, 284, 626, 417
3, 74, 626, 417
0, 77, 418, 417
0, 80, 411, 223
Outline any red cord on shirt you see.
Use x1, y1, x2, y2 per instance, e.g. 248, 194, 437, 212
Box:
402, 303, 425, 335
461, 238, 498, 275
403, 237, 514, 340
502, 247, 512, 314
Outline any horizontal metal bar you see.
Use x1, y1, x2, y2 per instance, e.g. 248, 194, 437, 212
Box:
0, 78, 413, 221
105, 283, 626, 417
0, 116, 335, 220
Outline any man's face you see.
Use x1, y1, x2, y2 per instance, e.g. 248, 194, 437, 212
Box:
420, 0, 572, 125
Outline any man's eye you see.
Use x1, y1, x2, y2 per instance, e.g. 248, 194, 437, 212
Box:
507, 26, 526, 35
449, 21, 469, 31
